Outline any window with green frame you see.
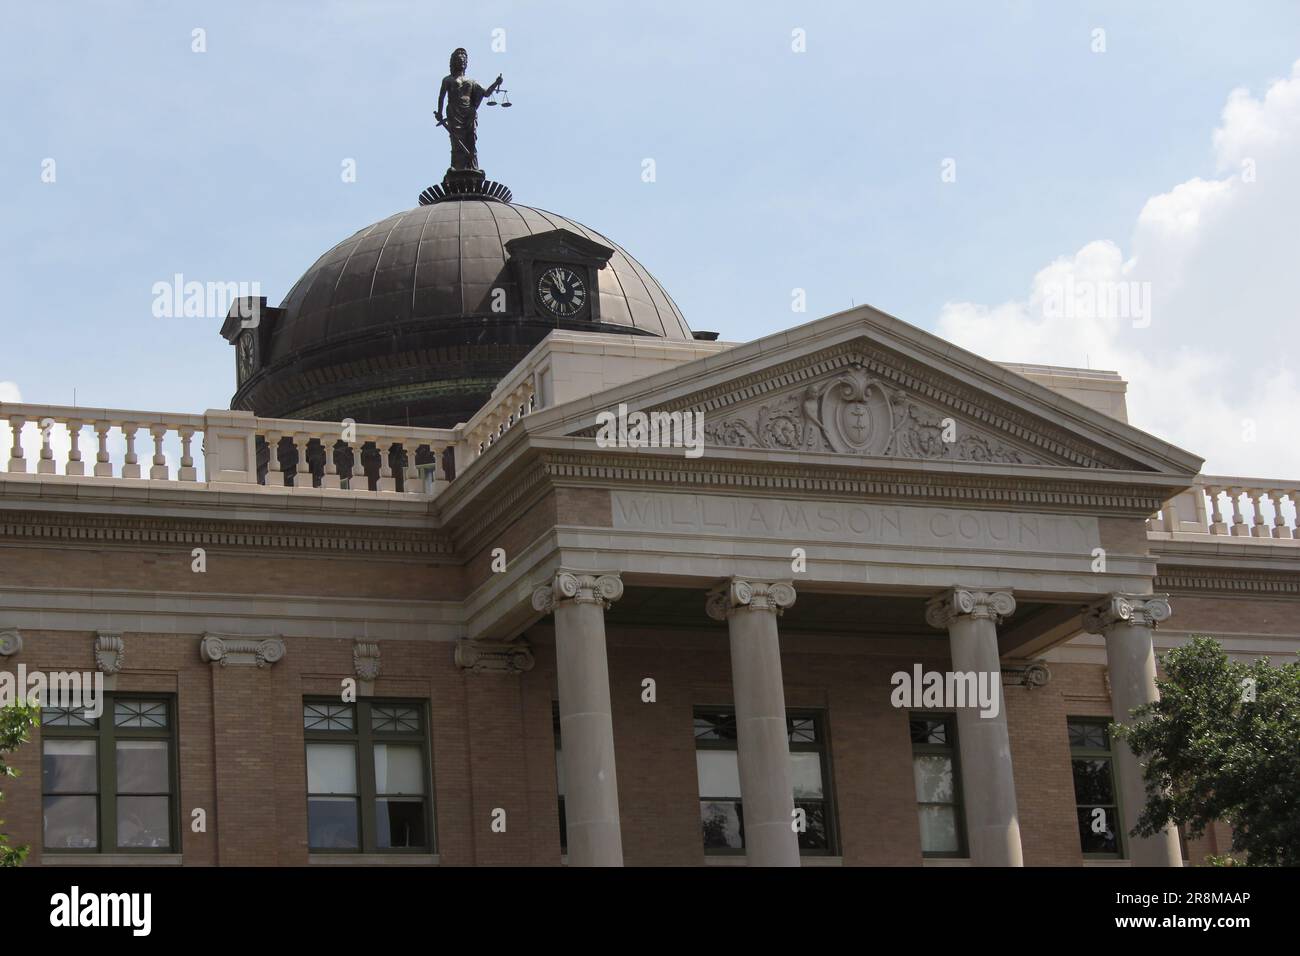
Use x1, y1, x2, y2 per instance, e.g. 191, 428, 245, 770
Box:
41, 696, 177, 853
693, 708, 837, 855
909, 714, 967, 858
303, 699, 433, 853
1067, 717, 1123, 857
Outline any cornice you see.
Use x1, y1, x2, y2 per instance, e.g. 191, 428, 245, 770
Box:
0, 509, 454, 558
440, 453, 554, 556
1154, 565, 1300, 597
537, 451, 1170, 516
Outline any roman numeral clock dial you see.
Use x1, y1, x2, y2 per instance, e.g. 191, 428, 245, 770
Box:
536, 265, 587, 318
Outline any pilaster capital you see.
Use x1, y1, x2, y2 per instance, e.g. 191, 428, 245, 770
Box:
705, 578, 797, 621
94, 632, 125, 674
200, 633, 286, 668
454, 638, 535, 674
532, 570, 624, 614
1082, 593, 1172, 634
925, 588, 1016, 630
353, 641, 381, 682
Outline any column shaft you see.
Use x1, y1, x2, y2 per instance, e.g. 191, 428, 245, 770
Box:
535, 571, 624, 866
927, 588, 1023, 866
709, 579, 799, 867
1087, 594, 1183, 867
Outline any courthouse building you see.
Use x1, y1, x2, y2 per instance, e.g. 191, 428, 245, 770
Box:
1, 153, 1297, 867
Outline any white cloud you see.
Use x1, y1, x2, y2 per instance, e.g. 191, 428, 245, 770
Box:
0, 381, 20, 403
939, 61, 1300, 477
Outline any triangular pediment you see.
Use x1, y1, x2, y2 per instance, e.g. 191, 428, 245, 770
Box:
525, 305, 1203, 477
504, 229, 614, 266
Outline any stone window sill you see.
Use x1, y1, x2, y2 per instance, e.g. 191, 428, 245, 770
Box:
922, 857, 972, 866
309, 853, 439, 866
42, 854, 183, 866
704, 855, 844, 866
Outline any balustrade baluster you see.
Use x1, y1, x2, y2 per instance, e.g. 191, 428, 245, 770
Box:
65, 419, 85, 476
122, 423, 141, 478
178, 427, 197, 481
7, 416, 26, 473
37, 417, 56, 475
94, 421, 113, 477
149, 424, 169, 480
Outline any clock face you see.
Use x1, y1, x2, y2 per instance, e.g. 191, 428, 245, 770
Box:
536, 265, 587, 318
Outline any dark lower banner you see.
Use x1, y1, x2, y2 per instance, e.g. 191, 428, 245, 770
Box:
0, 864, 1272, 941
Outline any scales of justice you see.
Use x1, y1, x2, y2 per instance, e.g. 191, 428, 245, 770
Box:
422, 46, 514, 205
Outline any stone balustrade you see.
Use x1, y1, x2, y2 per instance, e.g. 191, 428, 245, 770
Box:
0, 403, 458, 496
1150, 474, 1299, 541
463, 378, 537, 459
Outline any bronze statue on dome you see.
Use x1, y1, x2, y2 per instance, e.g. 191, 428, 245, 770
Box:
435, 47, 504, 173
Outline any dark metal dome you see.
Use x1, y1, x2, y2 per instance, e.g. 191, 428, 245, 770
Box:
228, 199, 692, 428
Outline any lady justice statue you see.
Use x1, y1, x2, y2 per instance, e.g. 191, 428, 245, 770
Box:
435, 47, 503, 173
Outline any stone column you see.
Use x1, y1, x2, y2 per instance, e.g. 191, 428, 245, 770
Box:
1082, 593, 1183, 867
925, 588, 1023, 866
532, 570, 624, 866
706, 578, 800, 867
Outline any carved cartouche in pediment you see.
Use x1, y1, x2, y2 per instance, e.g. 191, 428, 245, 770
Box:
703, 365, 1039, 464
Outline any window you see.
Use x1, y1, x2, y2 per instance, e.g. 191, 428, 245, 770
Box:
303, 700, 432, 853
693, 708, 837, 855
1068, 717, 1123, 857
552, 702, 567, 853
910, 714, 966, 858
41, 696, 177, 853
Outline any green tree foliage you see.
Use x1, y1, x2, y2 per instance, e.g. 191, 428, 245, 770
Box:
1116, 637, 1299, 866
0, 702, 38, 867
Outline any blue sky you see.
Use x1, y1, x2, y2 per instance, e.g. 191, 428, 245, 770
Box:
3, 1, 1299, 472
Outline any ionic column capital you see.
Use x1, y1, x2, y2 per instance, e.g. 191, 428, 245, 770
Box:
454, 638, 535, 674
705, 578, 797, 621
532, 570, 624, 614
199, 633, 286, 668
925, 588, 1016, 630
1082, 593, 1172, 634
